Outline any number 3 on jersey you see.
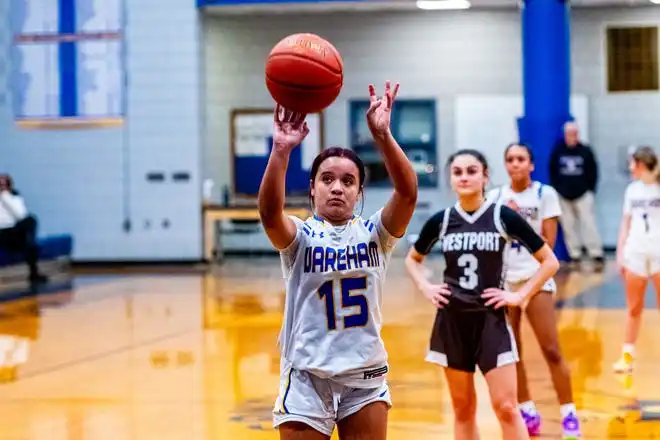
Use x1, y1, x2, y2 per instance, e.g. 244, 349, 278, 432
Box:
318, 277, 369, 331
458, 253, 479, 290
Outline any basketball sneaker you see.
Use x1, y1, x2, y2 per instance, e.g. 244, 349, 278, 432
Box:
520, 409, 541, 437
561, 412, 581, 439
613, 351, 635, 374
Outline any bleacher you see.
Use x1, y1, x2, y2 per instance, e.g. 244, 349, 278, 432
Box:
0, 234, 73, 296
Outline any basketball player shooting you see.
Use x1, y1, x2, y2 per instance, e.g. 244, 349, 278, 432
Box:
258, 81, 418, 440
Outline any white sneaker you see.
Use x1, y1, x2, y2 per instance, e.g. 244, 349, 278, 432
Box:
613, 352, 634, 374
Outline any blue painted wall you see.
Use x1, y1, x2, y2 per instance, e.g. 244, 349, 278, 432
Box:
0, 0, 203, 261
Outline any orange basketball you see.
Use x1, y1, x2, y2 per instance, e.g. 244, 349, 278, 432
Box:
265, 33, 343, 114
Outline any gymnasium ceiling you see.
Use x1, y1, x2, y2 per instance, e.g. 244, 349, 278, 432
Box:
203, 0, 656, 14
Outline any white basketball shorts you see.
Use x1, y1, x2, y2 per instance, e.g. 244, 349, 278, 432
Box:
623, 247, 660, 278
506, 278, 557, 295
272, 363, 392, 436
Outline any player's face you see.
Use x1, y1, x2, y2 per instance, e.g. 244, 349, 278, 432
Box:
629, 158, 645, 179
311, 157, 361, 223
504, 145, 534, 182
450, 154, 488, 197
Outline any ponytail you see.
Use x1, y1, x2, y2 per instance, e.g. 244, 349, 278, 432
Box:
630, 146, 660, 183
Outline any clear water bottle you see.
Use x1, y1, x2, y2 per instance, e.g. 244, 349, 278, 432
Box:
202, 179, 214, 203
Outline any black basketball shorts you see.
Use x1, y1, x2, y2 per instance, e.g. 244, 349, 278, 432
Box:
425, 308, 519, 374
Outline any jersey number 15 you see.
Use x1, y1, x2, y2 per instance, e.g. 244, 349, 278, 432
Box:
318, 277, 369, 331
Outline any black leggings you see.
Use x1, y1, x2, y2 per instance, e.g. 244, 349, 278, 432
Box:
0, 215, 39, 276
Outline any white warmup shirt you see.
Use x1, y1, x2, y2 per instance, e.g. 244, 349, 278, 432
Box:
0, 191, 28, 229
487, 181, 561, 282
622, 179, 660, 257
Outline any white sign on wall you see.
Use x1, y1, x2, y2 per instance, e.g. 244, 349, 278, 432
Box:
454, 95, 589, 187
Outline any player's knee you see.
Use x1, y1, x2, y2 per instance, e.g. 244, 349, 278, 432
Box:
628, 303, 644, 318
451, 394, 477, 422
540, 343, 563, 365
491, 397, 519, 424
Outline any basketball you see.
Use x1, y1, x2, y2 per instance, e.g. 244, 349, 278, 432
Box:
265, 33, 344, 114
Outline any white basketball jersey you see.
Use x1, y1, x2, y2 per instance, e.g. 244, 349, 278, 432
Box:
278, 209, 398, 388
623, 180, 660, 256
487, 182, 561, 282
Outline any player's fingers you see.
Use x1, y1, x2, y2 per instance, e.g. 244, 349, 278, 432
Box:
435, 294, 449, 304
391, 82, 400, 102
481, 291, 496, 299
437, 288, 451, 296
294, 112, 306, 125
368, 84, 377, 103
274, 104, 283, 123
292, 113, 306, 129
367, 100, 382, 114
484, 295, 500, 307
386, 90, 392, 109
494, 299, 507, 310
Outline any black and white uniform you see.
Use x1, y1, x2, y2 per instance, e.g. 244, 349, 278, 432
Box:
414, 199, 545, 374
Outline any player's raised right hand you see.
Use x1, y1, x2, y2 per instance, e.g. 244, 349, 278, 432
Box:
422, 283, 451, 309
272, 104, 309, 152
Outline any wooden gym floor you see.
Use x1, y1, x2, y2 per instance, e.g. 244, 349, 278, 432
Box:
0, 256, 659, 439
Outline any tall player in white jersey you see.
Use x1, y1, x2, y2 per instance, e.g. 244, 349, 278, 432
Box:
258, 81, 418, 440
487, 143, 581, 440
613, 146, 660, 374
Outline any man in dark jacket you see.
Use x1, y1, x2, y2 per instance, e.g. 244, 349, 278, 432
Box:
549, 122, 605, 271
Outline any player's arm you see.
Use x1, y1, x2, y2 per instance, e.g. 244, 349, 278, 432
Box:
367, 82, 418, 238
500, 206, 560, 303
377, 131, 418, 237
616, 185, 633, 269
541, 186, 562, 248
405, 211, 444, 291
540, 217, 558, 248
258, 107, 309, 250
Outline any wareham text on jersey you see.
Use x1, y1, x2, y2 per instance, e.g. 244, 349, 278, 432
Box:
303, 242, 380, 273
441, 231, 502, 252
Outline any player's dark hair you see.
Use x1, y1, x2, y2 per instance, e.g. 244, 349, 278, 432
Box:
504, 142, 534, 163
309, 146, 365, 216
446, 149, 490, 195
447, 148, 489, 171
631, 146, 660, 184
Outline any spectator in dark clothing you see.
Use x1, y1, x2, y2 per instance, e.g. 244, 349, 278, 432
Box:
549, 122, 605, 271
0, 175, 47, 284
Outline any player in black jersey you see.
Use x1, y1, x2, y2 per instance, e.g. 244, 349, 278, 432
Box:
405, 149, 560, 440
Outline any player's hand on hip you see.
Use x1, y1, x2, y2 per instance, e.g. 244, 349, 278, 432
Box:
422, 283, 451, 309
272, 104, 309, 152
616, 254, 626, 278
366, 80, 399, 139
481, 288, 523, 309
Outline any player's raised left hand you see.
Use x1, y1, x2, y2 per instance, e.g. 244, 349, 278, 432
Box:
481, 288, 523, 309
366, 80, 399, 139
